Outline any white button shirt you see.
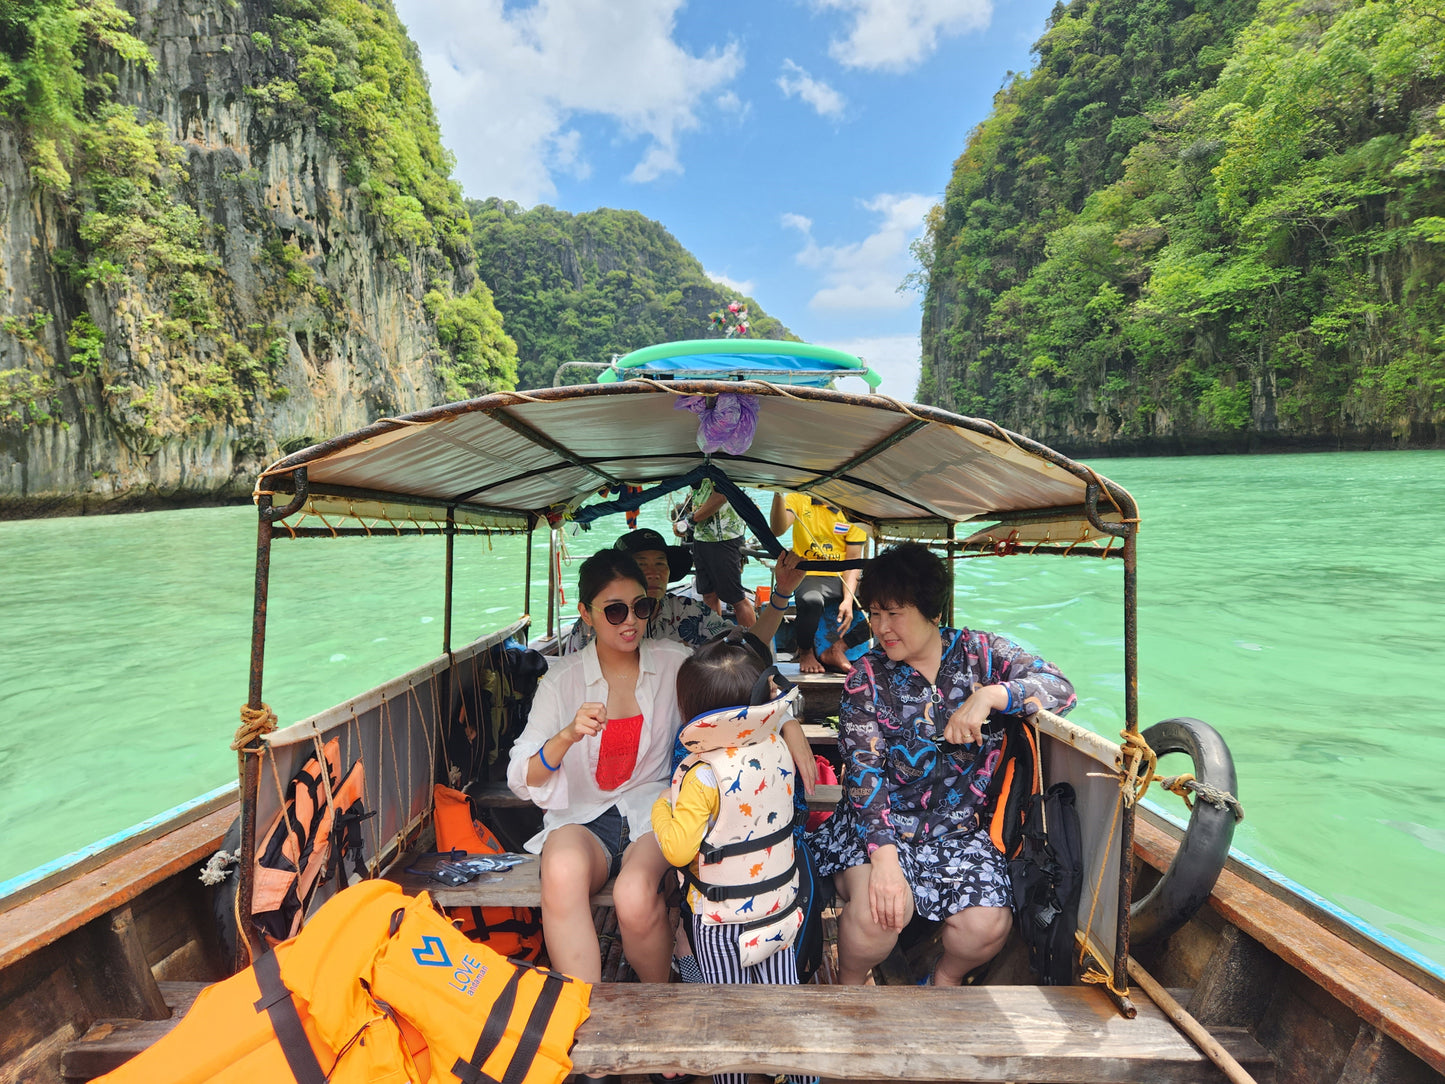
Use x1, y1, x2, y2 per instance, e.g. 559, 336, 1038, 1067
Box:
507, 637, 692, 853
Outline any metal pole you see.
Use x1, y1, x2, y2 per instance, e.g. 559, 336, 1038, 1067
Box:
524, 520, 534, 619
1113, 529, 1140, 1003
443, 507, 455, 655
237, 495, 274, 965
547, 525, 557, 641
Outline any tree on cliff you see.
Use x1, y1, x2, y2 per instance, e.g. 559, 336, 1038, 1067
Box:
467, 199, 791, 390
918, 0, 1445, 450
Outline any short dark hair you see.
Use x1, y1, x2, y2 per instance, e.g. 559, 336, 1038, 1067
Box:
577, 549, 647, 607
858, 543, 951, 620
676, 630, 770, 721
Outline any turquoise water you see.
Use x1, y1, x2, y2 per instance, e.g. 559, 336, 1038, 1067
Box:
1, 451, 1442, 965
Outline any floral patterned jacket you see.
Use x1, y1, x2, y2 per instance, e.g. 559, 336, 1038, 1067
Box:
838, 627, 1076, 854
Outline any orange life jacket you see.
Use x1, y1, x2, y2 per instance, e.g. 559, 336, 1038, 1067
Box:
433, 784, 544, 962
251, 738, 371, 944
96, 880, 590, 1084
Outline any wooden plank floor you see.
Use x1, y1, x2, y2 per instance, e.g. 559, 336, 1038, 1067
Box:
568, 983, 1231, 1083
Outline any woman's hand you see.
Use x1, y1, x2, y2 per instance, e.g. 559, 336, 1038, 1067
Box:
562, 702, 607, 744
772, 550, 807, 596
868, 846, 912, 931
942, 685, 1009, 746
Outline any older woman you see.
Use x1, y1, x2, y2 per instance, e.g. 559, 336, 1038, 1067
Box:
808, 543, 1076, 986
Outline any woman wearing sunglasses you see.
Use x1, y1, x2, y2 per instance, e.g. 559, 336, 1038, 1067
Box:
807, 543, 1076, 987
507, 549, 692, 984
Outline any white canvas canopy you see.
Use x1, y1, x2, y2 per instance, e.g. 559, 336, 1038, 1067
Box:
255, 380, 1137, 545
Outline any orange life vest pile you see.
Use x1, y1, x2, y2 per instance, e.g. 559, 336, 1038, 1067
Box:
97, 880, 590, 1084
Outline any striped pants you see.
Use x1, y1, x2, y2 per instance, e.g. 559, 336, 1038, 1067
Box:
690, 917, 815, 1084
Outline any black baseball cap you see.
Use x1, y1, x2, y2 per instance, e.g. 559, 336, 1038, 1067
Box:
614, 528, 692, 582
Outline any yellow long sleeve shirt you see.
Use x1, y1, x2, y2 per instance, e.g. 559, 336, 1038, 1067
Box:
650, 764, 720, 910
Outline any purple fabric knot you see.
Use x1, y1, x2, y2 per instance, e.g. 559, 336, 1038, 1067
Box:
674, 392, 759, 455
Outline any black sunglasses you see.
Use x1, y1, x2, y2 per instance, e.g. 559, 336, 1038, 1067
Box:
593, 596, 657, 625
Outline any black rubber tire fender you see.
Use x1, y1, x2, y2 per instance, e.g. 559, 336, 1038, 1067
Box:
1129, 717, 1238, 946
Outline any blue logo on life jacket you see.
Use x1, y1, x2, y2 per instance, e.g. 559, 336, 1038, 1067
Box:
413, 935, 452, 967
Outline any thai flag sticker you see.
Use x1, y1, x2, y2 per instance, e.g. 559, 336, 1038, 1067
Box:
833, 523, 849, 534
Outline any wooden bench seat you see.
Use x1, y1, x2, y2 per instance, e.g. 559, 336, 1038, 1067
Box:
567, 983, 1272, 1082
62, 979, 1272, 1083
390, 783, 846, 910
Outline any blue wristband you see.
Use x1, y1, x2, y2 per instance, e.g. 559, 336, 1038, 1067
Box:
999, 684, 1013, 713
537, 742, 561, 772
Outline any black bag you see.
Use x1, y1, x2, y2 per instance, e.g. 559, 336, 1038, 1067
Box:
1009, 781, 1083, 985
792, 834, 830, 983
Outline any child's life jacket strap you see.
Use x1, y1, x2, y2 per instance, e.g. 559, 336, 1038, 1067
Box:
737, 893, 802, 933
686, 862, 797, 903
698, 819, 795, 864
251, 948, 326, 1084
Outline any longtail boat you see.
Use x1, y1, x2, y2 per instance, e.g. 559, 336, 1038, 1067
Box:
2, 343, 1442, 1083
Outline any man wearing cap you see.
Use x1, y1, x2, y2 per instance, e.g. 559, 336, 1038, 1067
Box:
565, 527, 797, 652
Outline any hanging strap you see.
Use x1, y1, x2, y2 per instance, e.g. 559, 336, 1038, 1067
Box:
252, 949, 325, 1084
450, 968, 568, 1084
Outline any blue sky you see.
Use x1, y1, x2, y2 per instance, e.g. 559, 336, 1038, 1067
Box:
392, 0, 1059, 396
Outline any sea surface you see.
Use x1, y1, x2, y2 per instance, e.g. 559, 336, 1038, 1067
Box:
1, 450, 1442, 966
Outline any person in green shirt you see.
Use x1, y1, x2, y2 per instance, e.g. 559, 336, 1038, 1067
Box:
677, 478, 756, 628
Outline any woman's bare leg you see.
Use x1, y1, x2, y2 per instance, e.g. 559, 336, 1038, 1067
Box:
833, 863, 910, 985
612, 832, 674, 983
538, 824, 610, 983
933, 905, 1011, 985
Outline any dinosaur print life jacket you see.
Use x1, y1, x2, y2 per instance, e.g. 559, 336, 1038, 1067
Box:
670, 685, 803, 966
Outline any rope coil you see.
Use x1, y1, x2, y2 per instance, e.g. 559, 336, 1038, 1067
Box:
233, 703, 278, 750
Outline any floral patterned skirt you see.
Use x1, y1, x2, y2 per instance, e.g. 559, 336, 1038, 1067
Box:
806, 803, 1011, 920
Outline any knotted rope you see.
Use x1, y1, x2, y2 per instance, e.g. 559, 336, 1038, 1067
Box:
1076, 727, 1160, 998
1158, 773, 1246, 822
232, 703, 278, 750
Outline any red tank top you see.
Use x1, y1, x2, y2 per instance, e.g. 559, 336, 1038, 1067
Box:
595, 713, 643, 791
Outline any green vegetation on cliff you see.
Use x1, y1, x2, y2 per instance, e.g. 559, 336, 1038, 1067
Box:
247, 0, 472, 256
919, 0, 1445, 448
2, 0, 516, 468
468, 199, 791, 389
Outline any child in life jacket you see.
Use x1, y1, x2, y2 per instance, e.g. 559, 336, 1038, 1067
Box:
651, 629, 815, 1084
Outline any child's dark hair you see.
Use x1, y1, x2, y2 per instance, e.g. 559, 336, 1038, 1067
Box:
677, 629, 771, 721
577, 549, 648, 607
858, 543, 951, 620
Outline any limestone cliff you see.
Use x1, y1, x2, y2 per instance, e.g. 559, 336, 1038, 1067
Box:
0, 0, 511, 515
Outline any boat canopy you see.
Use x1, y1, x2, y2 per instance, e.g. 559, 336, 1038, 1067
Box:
255, 380, 1137, 553
596, 338, 883, 389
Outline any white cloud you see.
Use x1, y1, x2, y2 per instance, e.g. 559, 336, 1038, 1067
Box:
814, 0, 993, 71
818, 333, 923, 398
396, 0, 743, 204
785, 193, 935, 312
777, 59, 846, 117
705, 270, 757, 296
715, 91, 750, 118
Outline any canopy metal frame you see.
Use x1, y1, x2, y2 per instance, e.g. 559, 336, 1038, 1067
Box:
239, 379, 1140, 1005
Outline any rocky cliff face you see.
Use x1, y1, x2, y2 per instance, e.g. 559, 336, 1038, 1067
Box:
0, 0, 465, 515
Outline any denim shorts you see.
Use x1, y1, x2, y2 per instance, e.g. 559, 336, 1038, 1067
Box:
581, 805, 630, 880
